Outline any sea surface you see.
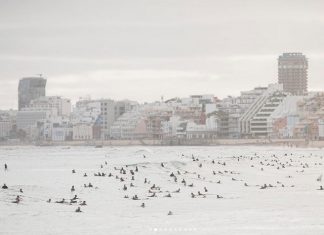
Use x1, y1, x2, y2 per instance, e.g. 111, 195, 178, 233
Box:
1, 145, 324, 235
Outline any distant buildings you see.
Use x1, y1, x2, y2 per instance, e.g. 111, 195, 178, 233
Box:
0, 112, 15, 139
4, 54, 323, 143
72, 98, 137, 140
110, 110, 148, 139
278, 53, 308, 95
29, 96, 71, 117
18, 77, 46, 110
239, 84, 283, 137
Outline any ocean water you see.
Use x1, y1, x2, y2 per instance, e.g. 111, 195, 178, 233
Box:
1, 145, 324, 235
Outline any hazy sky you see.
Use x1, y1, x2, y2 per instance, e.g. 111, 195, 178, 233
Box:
0, 0, 323, 109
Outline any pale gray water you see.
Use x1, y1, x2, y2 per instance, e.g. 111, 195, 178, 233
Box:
1, 146, 324, 235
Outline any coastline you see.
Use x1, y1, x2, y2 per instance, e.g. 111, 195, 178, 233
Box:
1, 138, 323, 148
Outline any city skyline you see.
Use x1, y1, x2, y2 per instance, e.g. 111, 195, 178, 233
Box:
0, 0, 324, 109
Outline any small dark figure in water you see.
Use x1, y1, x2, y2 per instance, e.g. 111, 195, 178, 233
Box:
71, 185, 75, 192
56, 198, 65, 203
319, 186, 324, 190
75, 207, 82, 212
4, 163, 8, 171
191, 193, 195, 198
84, 173, 87, 177
123, 185, 127, 191
19, 188, 23, 193
204, 187, 208, 192
141, 203, 145, 208
132, 195, 139, 200
164, 193, 171, 198
72, 169, 76, 174
80, 201, 87, 206
12, 195, 20, 204
161, 163, 164, 168
260, 184, 267, 189
217, 195, 223, 199
88, 183, 93, 188
2, 184, 8, 189
168, 211, 173, 215
70, 198, 77, 204
135, 166, 138, 172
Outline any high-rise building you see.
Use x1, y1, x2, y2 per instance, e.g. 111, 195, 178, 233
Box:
18, 77, 47, 110
278, 52, 308, 95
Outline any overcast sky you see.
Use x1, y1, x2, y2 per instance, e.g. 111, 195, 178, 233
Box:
0, 0, 323, 109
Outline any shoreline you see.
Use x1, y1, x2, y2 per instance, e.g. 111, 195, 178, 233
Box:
1, 139, 324, 148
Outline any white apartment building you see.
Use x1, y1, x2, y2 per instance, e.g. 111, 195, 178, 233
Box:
29, 96, 71, 117
250, 92, 296, 137
73, 123, 93, 140
110, 111, 143, 139
239, 84, 283, 137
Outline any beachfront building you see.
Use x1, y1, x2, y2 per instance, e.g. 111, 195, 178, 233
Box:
319, 119, 324, 140
239, 84, 284, 137
73, 98, 138, 139
29, 96, 71, 117
99, 99, 137, 139
292, 92, 324, 139
52, 124, 72, 141
72, 123, 93, 140
186, 121, 217, 139
110, 111, 148, 139
249, 93, 305, 137
211, 86, 268, 138
162, 116, 188, 139
250, 92, 287, 137
272, 115, 300, 138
